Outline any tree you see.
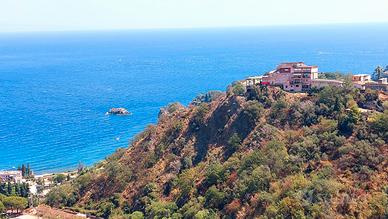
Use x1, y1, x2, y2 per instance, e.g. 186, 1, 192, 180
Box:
53, 174, 66, 184
46, 184, 77, 207
226, 133, 242, 156
26, 164, 31, 177
194, 209, 217, 219
7, 182, 12, 196
129, 211, 144, 219
231, 82, 245, 96
370, 103, 388, 141
3, 196, 28, 213
190, 103, 210, 131
205, 186, 226, 210
338, 106, 360, 136
243, 101, 264, 122
237, 166, 271, 197
373, 66, 384, 80
146, 201, 178, 219
21, 164, 26, 178
205, 162, 225, 187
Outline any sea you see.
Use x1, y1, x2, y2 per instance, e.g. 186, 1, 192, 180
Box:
1, 24, 387, 174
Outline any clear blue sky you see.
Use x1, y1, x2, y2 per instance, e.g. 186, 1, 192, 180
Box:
1, 0, 388, 32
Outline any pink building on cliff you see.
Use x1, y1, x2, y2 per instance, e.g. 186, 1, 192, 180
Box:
262, 62, 319, 92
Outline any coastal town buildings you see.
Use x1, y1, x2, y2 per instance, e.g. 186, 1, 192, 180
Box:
351, 74, 388, 91
364, 78, 388, 91
246, 62, 388, 92
352, 74, 372, 83
0, 170, 23, 183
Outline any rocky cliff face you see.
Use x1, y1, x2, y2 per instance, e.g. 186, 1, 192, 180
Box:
47, 84, 388, 219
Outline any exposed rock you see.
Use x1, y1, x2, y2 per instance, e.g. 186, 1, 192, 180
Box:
107, 107, 130, 115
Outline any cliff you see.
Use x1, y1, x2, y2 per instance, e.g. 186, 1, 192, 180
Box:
46, 83, 388, 219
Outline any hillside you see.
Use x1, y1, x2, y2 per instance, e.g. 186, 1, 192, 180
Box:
46, 82, 388, 219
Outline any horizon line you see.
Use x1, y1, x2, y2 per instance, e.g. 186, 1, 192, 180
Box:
1, 21, 388, 34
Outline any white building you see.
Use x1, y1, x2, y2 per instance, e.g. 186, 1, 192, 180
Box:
0, 170, 23, 183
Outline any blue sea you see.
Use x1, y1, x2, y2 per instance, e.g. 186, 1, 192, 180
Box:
1, 24, 388, 174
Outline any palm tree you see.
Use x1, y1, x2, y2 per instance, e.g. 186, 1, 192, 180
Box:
373, 66, 384, 80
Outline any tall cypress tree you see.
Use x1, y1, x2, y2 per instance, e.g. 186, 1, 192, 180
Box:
21, 164, 26, 177
7, 182, 12, 195
26, 164, 31, 177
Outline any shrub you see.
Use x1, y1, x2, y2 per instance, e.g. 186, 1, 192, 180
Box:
194, 209, 217, 219
231, 82, 245, 96
338, 141, 384, 175
105, 161, 132, 192
278, 197, 306, 218
191, 103, 210, 129
262, 140, 289, 177
192, 91, 223, 105
226, 133, 242, 156
338, 106, 360, 136
204, 162, 225, 187
53, 174, 66, 184
0, 201, 5, 214
243, 101, 264, 122
179, 197, 205, 218
268, 99, 288, 127
305, 178, 343, 203
316, 86, 346, 118
46, 184, 77, 207
237, 166, 271, 198
370, 105, 388, 141
146, 201, 178, 219
368, 192, 388, 218
176, 168, 197, 206
204, 186, 226, 210
96, 200, 115, 218
128, 211, 144, 219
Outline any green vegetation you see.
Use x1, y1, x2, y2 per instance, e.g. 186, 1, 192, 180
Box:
230, 82, 245, 96
18, 164, 32, 178
318, 72, 350, 81
0, 182, 29, 197
0, 194, 28, 214
192, 91, 223, 106
371, 65, 388, 80
46, 83, 388, 218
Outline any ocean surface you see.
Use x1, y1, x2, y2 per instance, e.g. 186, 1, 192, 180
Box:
1, 24, 388, 174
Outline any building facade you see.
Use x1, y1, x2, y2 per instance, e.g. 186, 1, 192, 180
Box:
245, 63, 387, 93
261, 62, 319, 92
0, 171, 23, 183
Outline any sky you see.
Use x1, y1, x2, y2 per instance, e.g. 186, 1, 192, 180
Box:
1, 0, 388, 32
